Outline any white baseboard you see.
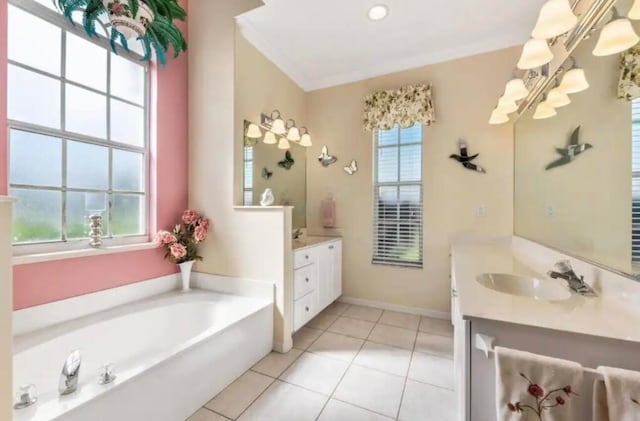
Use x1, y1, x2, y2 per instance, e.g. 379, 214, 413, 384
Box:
338, 296, 450, 320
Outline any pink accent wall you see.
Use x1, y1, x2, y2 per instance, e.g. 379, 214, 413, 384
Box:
4, 1, 189, 310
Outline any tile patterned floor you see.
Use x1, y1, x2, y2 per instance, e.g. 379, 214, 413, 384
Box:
186, 303, 455, 421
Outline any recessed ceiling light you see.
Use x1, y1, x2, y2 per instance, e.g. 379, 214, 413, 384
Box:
368, 4, 389, 21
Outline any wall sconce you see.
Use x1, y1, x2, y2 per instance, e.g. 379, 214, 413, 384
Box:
593, 8, 640, 56
517, 38, 554, 70
260, 110, 312, 147
488, 108, 509, 125
630, 0, 640, 20
246, 123, 262, 139
263, 110, 286, 135
558, 58, 589, 93
546, 83, 571, 108
286, 120, 301, 141
278, 137, 291, 150
531, 0, 578, 39
533, 96, 557, 119
299, 128, 313, 147
496, 96, 518, 114
503, 78, 529, 101
264, 131, 277, 145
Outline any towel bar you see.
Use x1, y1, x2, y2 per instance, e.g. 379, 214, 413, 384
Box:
474, 333, 603, 379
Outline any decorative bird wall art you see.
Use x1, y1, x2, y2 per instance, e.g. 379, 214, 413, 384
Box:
318, 145, 338, 167
449, 141, 486, 173
545, 126, 593, 171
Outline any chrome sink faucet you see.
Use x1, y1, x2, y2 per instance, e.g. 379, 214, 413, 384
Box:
547, 260, 597, 296
59, 350, 81, 395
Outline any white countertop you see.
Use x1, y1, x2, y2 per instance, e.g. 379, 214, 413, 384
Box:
293, 236, 341, 250
452, 239, 640, 344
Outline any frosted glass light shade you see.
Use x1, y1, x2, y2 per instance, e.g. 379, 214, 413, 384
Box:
546, 87, 571, 107
559, 67, 589, 93
263, 131, 277, 144
532, 0, 578, 39
300, 133, 312, 147
286, 126, 301, 141
517, 39, 554, 69
489, 109, 509, 125
246, 123, 262, 139
630, 0, 640, 20
533, 101, 557, 119
271, 118, 286, 135
497, 96, 518, 114
504, 78, 529, 101
593, 18, 640, 56
277, 137, 290, 150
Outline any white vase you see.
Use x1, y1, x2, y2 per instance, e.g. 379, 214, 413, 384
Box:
178, 260, 194, 292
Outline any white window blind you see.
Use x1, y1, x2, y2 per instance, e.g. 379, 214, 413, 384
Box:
373, 123, 423, 268
632, 100, 640, 262
243, 147, 254, 205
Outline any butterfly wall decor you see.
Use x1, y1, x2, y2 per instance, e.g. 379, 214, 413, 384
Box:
278, 151, 295, 170
344, 159, 358, 175
318, 145, 338, 167
262, 167, 273, 180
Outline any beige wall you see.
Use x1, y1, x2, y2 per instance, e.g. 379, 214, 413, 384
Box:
515, 34, 633, 273
305, 48, 518, 313
0, 199, 13, 419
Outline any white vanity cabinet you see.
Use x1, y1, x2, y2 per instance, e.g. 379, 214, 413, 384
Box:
292, 238, 342, 331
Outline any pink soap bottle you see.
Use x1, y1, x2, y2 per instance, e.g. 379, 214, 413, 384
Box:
321, 193, 336, 228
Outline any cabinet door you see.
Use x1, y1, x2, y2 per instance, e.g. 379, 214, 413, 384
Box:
330, 241, 342, 300
317, 245, 333, 309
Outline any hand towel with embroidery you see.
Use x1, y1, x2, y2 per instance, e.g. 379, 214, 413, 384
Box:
593, 366, 640, 421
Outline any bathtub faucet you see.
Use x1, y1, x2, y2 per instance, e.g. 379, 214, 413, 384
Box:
59, 350, 81, 395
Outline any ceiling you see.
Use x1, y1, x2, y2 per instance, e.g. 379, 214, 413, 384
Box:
236, 0, 544, 91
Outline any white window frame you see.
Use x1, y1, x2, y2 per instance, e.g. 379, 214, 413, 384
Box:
372, 124, 424, 268
8, 0, 151, 256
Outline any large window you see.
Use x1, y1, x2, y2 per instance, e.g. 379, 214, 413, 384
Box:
373, 123, 423, 268
7, 0, 149, 251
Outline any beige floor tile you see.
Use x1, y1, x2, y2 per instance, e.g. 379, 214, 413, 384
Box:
353, 340, 412, 377
398, 379, 456, 421
251, 348, 303, 378
408, 352, 454, 390
343, 305, 383, 322
205, 371, 273, 419
368, 323, 417, 350
419, 316, 453, 337
327, 316, 375, 339
323, 301, 351, 316
237, 380, 327, 421
186, 408, 231, 421
378, 311, 420, 331
307, 312, 340, 330
318, 399, 393, 421
293, 327, 324, 350
280, 352, 349, 395
308, 331, 365, 363
414, 332, 453, 358
334, 365, 405, 418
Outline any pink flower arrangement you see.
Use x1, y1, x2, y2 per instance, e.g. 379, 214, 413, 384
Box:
156, 210, 211, 264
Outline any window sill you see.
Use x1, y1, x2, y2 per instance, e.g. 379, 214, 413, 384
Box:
13, 242, 158, 266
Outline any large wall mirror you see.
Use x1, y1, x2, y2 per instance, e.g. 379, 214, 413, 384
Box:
514, 6, 640, 277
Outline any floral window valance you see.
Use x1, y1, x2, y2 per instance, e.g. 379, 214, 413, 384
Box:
363, 83, 435, 131
618, 47, 640, 101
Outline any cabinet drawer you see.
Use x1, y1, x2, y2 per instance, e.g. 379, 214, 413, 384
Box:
294, 248, 317, 269
294, 291, 318, 331
294, 264, 317, 301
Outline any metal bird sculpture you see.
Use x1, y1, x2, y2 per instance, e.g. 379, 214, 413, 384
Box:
449, 141, 486, 173
545, 126, 593, 171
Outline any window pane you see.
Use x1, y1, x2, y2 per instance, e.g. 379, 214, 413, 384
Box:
66, 192, 109, 239
377, 147, 398, 183
399, 186, 421, 219
377, 186, 398, 220
65, 84, 107, 138
399, 144, 422, 182
10, 130, 62, 187
110, 99, 145, 146
400, 124, 422, 144
11, 188, 62, 243
67, 141, 109, 189
112, 194, 145, 236
66, 32, 107, 91
8, 65, 61, 128
111, 54, 145, 104
113, 149, 144, 191
8, 5, 61, 75
378, 127, 398, 146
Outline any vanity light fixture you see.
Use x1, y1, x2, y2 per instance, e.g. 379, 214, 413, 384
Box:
245, 123, 262, 139
546, 85, 571, 108
503, 78, 529, 101
593, 8, 640, 56
533, 97, 557, 119
558, 58, 589, 93
496, 96, 518, 114
517, 38, 554, 69
489, 109, 509, 125
368, 4, 389, 21
299, 128, 313, 147
630, 0, 640, 20
278, 137, 291, 150
286, 120, 301, 141
531, 0, 578, 39
269, 110, 287, 135
263, 131, 277, 145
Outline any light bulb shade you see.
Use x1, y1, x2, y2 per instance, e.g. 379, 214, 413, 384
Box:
277, 137, 290, 150
286, 126, 301, 141
593, 18, 640, 56
517, 39, 554, 70
630, 0, 640, 20
503, 78, 529, 101
546, 87, 571, 107
497, 96, 518, 114
533, 101, 557, 119
489, 109, 509, 125
246, 123, 262, 139
263, 131, 277, 144
300, 133, 312, 147
559, 68, 589, 93
271, 118, 286, 135
531, 0, 578, 39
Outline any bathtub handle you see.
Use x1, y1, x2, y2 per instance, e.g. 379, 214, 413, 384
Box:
98, 363, 117, 385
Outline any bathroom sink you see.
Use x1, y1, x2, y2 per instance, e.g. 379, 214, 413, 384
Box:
476, 273, 571, 301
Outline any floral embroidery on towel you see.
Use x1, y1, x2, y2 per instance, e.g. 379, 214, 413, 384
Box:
507, 373, 578, 420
